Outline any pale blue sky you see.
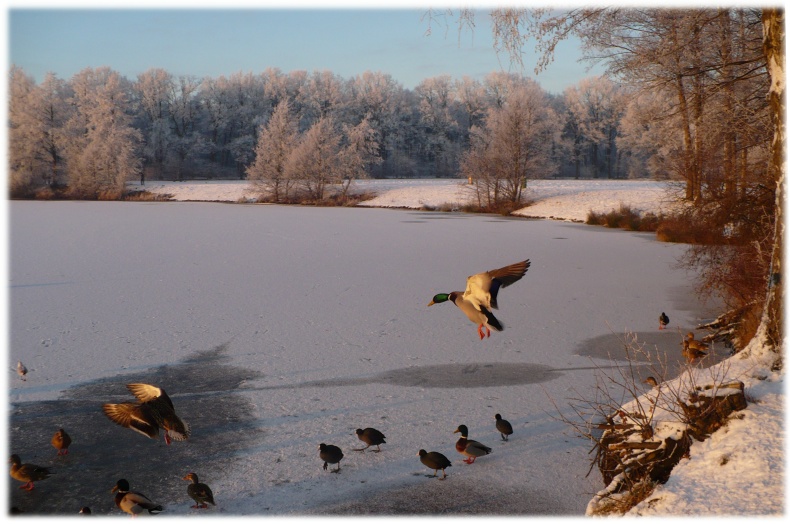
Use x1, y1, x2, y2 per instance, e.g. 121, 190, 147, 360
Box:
8, 7, 603, 93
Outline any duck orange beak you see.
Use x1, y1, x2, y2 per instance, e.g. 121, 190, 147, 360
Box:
427, 300, 435, 306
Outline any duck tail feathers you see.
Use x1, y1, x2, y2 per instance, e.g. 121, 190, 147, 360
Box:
481, 307, 504, 331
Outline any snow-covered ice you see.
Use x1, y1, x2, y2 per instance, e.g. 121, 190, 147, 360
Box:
6, 178, 783, 516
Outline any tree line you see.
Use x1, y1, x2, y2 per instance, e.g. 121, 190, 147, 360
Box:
10, 64, 651, 200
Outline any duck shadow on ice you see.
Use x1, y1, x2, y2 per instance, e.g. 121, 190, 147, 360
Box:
8, 342, 263, 515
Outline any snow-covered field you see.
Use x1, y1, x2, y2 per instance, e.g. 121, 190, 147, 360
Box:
7, 178, 783, 516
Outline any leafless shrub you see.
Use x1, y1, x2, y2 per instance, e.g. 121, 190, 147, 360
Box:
546, 329, 747, 515
586, 205, 663, 232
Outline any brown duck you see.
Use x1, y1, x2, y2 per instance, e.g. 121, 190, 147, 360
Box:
682, 332, 709, 361
183, 472, 216, 509
52, 428, 72, 455
10, 454, 53, 490
103, 383, 190, 445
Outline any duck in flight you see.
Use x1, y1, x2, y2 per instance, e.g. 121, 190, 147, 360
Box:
429, 260, 530, 339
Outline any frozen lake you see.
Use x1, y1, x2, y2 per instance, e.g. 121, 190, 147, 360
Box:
8, 201, 719, 515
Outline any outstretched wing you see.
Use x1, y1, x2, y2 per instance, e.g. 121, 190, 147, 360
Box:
126, 383, 173, 407
102, 402, 159, 439
465, 260, 530, 310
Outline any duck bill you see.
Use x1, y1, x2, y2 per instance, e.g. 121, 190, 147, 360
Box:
427, 300, 436, 306
111, 485, 119, 493
453, 429, 460, 434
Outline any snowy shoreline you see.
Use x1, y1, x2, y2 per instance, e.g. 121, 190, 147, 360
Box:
130, 178, 679, 223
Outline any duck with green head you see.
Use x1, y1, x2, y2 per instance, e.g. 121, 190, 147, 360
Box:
428, 260, 530, 340
453, 424, 492, 464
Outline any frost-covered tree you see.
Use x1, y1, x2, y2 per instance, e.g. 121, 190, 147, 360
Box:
301, 70, 349, 124
617, 90, 683, 180
562, 76, 626, 178
286, 116, 343, 201
337, 117, 381, 197
63, 67, 142, 198
461, 79, 560, 206
168, 75, 204, 180
9, 68, 70, 194
347, 71, 406, 175
454, 75, 487, 137
9, 66, 38, 194
134, 68, 174, 181
415, 75, 461, 177
246, 100, 299, 202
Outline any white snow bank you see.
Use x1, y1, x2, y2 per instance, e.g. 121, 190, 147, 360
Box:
131, 178, 680, 222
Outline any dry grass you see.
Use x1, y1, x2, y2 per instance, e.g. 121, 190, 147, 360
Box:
588, 479, 657, 516
586, 204, 662, 232
121, 190, 173, 201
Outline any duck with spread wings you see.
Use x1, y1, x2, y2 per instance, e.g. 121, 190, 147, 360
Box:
429, 260, 530, 339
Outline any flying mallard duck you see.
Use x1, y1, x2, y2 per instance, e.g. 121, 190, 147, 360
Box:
112, 479, 163, 515
183, 472, 216, 509
659, 312, 669, 330
319, 443, 344, 473
429, 260, 530, 339
495, 413, 513, 441
353, 427, 386, 452
453, 424, 492, 464
417, 449, 452, 479
9, 454, 53, 491
102, 383, 190, 445
51, 428, 72, 455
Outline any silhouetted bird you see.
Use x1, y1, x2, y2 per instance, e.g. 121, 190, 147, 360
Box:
318, 443, 344, 473
418, 449, 452, 479
353, 428, 386, 452
495, 413, 513, 441
659, 312, 669, 330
